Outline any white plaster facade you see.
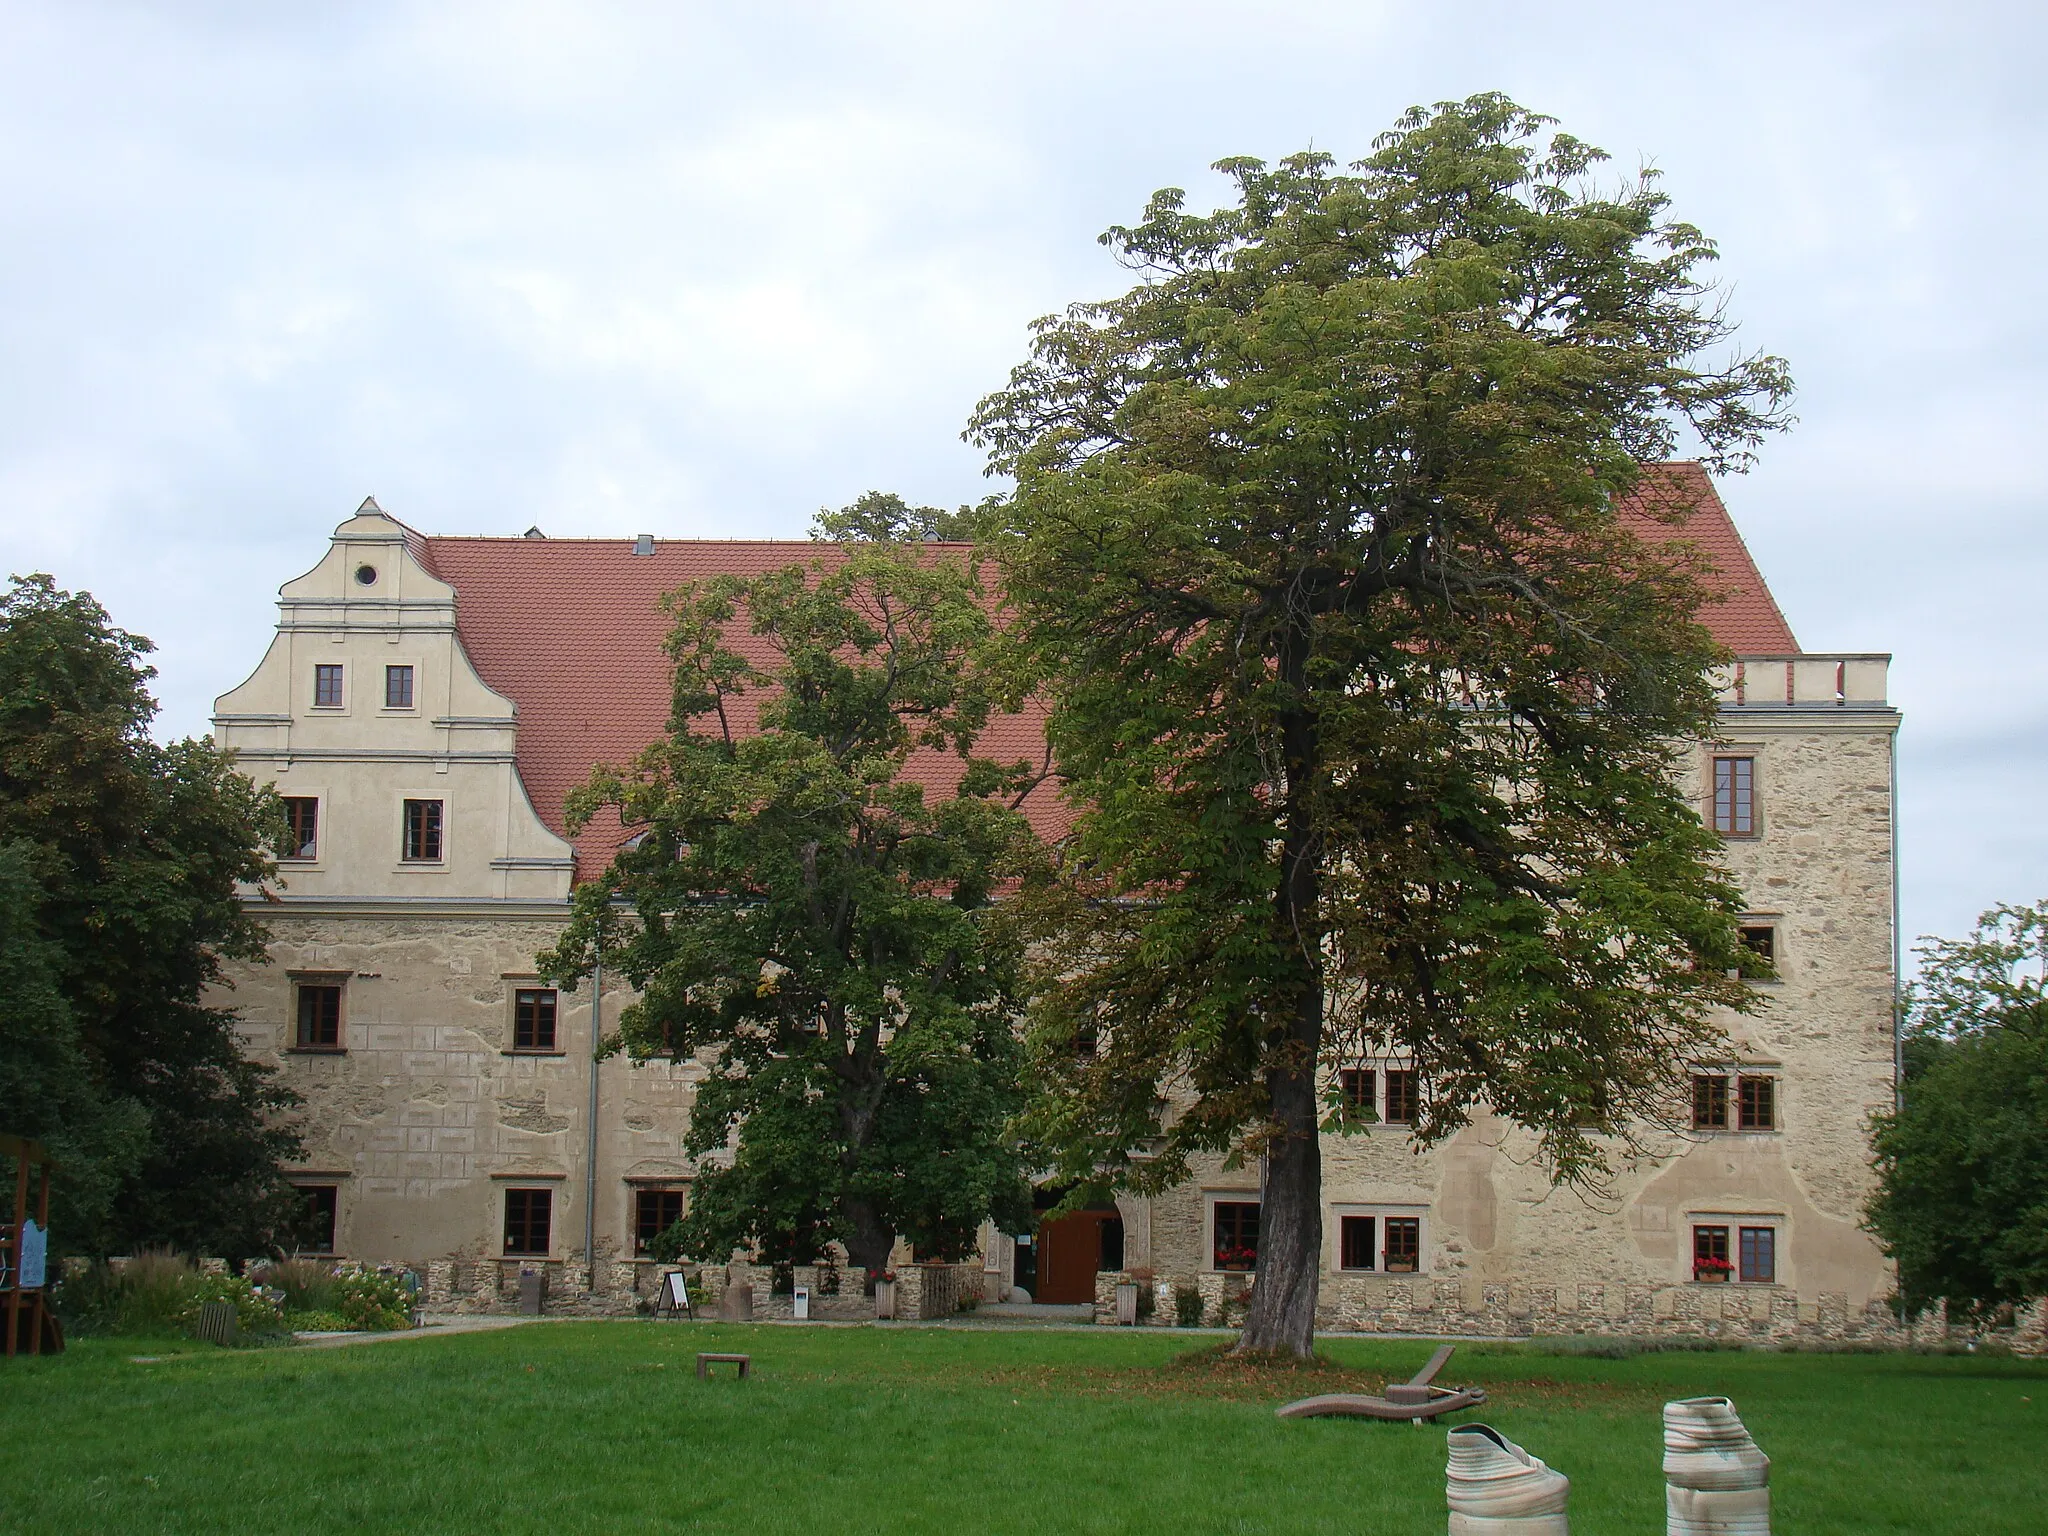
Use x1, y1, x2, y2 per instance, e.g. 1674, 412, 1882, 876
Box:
213, 503, 694, 1292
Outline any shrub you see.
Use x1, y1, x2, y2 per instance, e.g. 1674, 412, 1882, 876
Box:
331, 1265, 413, 1331
257, 1258, 338, 1314
284, 1308, 355, 1332
1126, 1267, 1157, 1320
52, 1253, 284, 1340
1173, 1285, 1204, 1328
174, 1272, 284, 1337
50, 1259, 125, 1335
648, 1218, 689, 1266
119, 1251, 202, 1333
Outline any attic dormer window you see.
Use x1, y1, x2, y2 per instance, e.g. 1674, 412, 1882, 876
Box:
633, 534, 655, 556
354, 564, 378, 586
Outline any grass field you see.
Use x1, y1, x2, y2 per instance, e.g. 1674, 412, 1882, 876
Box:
3, 1322, 2043, 1533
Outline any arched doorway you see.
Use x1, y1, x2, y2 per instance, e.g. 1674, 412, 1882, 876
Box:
1029, 1187, 1124, 1304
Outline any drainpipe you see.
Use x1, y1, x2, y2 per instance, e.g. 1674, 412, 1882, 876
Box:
586, 954, 602, 1289
1890, 726, 1903, 1111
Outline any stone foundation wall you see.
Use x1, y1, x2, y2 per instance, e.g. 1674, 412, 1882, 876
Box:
1088, 1267, 2048, 1356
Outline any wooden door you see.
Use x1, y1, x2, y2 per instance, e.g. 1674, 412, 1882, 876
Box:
1035, 1210, 1106, 1304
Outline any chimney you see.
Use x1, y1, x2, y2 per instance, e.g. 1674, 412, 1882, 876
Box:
632, 534, 655, 556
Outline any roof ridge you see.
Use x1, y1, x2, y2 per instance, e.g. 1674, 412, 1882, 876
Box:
420, 534, 976, 548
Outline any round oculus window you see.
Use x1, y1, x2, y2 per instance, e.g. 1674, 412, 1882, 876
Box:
354, 564, 378, 586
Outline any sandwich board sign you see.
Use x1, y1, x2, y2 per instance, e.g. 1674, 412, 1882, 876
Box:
655, 1270, 694, 1320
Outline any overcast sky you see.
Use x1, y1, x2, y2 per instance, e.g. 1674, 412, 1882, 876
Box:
1, 1, 2040, 958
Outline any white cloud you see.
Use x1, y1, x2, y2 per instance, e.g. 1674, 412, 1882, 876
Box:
0, 0, 2041, 952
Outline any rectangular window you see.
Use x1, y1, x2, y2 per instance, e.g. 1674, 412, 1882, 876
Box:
313, 664, 344, 708
1739, 1226, 1776, 1283
1712, 756, 1755, 835
1693, 1224, 1732, 1282
504, 1188, 553, 1256
513, 988, 558, 1051
634, 1189, 685, 1256
1212, 1200, 1259, 1270
295, 983, 342, 1049
1339, 1214, 1377, 1271
1691, 1074, 1729, 1130
1340, 1068, 1375, 1118
1738, 925, 1776, 964
298, 1185, 338, 1254
1384, 1216, 1421, 1273
1383, 1069, 1417, 1126
280, 797, 319, 860
384, 664, 415, 709
1738, 1075, 1776, 1130
402, 799, 443, 861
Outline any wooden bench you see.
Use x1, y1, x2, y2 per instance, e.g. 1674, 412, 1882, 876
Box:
696, 1352, 751, 1380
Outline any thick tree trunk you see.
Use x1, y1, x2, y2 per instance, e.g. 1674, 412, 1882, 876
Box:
835, 1042, 895, 1276
838, 1193, 896, 1276
1234, 981, 1324, 1356
1236, 656, 1326, 1358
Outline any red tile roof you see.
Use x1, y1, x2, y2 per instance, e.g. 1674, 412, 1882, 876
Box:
1617, 462, 1798, 654
420, 464, 1795, 879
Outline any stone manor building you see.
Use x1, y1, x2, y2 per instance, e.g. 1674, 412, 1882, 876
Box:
210, 468, 1905, 1336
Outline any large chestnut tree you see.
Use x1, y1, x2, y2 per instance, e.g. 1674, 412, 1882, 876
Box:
971, 95, 1784, 1355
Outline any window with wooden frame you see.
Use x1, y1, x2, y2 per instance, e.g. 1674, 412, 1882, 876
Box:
1339, 1068, 1376, 1119
280, 797, 319, 860
1383, 1216, 1421, 1273
297, 1184, 338, 1253
512, 988, 558, 1052
1382, 1069, 1417, 1126
1692, 1224, 1732, 1282
634, 1188, 685, 1256
1339, 1214, 1377, 1271
503, 1188, 552, 1256
1738, 925, 1776, 966
313, 663, 344, 709
384, 664, 415, 709
1211, 1200, 1260, 1271
1691, 1074, 1730, 1130
402, 798, 443, 861
294, 980, 344, 1050
1737, 1074, 1776, 1130
1711, 755, 1756, 835
1738, 1225, 1776, 1283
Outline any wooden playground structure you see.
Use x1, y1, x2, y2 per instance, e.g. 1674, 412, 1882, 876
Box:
1, 1133, 61, 1357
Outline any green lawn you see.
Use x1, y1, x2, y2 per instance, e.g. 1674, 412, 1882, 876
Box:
2, 1322, 2042, 1533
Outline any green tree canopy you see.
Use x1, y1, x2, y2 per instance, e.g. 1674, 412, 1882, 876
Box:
1866, 901, 2048, 1322
969, 94, 1781, 1354
539, 512, 1035, 1272
813, 490, 997, 545
0, 574, 303, 1255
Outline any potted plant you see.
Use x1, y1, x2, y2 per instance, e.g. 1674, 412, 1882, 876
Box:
1214, 1244, 1258, 1273
1694, 1255, 1734, 1284
873, 1269, 898, 1319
